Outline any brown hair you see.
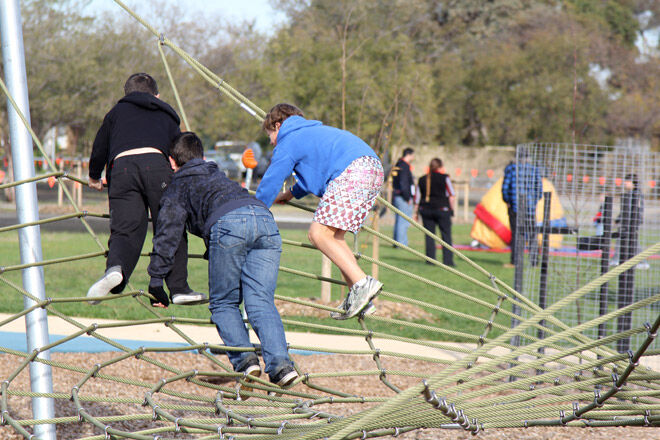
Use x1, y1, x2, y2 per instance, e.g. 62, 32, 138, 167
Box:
171, 132, 204, 167
425, 158, 443, 203
262, 103, 304, 131
124, 73, 158, 95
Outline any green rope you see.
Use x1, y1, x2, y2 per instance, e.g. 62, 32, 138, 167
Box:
0, 1, 658, 438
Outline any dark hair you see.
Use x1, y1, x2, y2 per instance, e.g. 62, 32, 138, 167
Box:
424, 158, 443, 202
402, 148, 414, 157
171, 132, 204, 167
429, 158, 443, 172
124, 73, 158, 95
262, 103, 304, 131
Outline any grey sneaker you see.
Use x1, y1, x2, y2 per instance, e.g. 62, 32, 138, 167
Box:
330, 277, 383, 320
171, 291, 208, 305
331, 299, 376, 320
330, 292, 351, 320
344, 276, 383, 318
362, 301, 377, 316
87, 266, 123, 305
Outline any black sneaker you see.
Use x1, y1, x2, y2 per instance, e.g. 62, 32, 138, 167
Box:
270, 365, 298, 387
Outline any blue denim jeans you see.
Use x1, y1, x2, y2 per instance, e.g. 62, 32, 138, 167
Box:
208, 205, 292, 377
393, 195, 413, 246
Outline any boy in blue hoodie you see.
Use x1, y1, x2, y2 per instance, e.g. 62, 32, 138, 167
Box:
149, 132, 298, 390
256, 103, 384, 320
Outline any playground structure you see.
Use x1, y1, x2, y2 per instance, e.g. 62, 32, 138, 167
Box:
513, 143, 660, 352
0, 1, 660, 439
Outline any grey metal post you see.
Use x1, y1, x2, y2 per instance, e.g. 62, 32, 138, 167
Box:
0, 1, 56, 438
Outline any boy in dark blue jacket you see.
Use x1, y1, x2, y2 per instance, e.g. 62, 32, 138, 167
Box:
86, 73, 204, 306
148, 132, 298, 389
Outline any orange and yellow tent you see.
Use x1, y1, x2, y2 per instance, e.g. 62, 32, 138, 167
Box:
470, 177, 565, 249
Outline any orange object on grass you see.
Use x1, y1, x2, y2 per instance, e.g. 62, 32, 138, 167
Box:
241, 148, 258, 169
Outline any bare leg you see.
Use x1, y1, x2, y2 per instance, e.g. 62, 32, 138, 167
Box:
308, 221, 366, 287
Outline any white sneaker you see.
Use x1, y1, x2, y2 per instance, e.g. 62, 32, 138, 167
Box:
171, 292, 208, 305
362, 300, 377, 316
330, 299, 377, 321
636, 261, 650, 270
330, 277, 383, 320
86, 266, 122, 305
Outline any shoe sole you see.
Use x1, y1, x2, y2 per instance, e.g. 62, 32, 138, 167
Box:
276, 369, 299, 387
171, 294, 209, 305
362, 301, 376, 315
86, 271, 123, 305
237, 366, 261, 400
344, 282, 383, 318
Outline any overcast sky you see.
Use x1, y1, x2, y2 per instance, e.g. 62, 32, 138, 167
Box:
85, 0, 285, 34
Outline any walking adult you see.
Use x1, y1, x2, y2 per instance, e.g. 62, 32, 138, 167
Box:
501, 150, 542, 268
391, 148, 415, 246
415, 158, 455, 266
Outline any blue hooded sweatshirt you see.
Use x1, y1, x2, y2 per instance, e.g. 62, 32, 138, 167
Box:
256, 116, 379, 207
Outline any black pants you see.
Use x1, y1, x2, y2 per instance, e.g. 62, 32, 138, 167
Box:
106, 153, 190, 294
616, 228, 639, 353
419, 207, 453, 266
508, 207, 538, 265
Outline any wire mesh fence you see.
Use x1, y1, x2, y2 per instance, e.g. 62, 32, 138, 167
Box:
514, 142, 660, 351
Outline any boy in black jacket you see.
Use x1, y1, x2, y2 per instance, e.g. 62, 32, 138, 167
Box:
87, 73, 205, 306
148, 132, 298, 389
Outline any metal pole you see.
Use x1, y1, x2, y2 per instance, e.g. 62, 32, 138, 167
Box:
0, 1, 56, 438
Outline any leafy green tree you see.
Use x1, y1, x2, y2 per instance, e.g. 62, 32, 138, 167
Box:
264, 0, 438, 156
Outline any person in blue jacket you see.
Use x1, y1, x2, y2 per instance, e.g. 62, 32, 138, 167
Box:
256, 103, 384, 320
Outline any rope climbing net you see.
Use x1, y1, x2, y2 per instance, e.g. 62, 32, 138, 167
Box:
0, 1, 659, 439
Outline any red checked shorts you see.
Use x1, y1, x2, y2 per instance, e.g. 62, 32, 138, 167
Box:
313, 156, 384, 233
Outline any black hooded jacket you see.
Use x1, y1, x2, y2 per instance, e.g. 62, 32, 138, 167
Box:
147, 159, 267, 280
89, 92, 181, 179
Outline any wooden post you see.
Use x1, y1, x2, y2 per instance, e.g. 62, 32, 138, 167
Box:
321, 255, 332, 303
463, 181, 470, 222
57, 158, 63, 206
75, 159, 82, 207
371, 209, 379, 280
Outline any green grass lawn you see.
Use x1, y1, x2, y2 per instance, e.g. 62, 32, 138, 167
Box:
0, 222, 515, 342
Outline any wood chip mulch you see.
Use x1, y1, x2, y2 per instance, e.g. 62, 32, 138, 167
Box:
0, 351, 653, 439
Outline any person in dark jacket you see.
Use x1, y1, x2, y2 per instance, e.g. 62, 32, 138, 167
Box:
391, 148, 415, 246
86, 73, 203, 305
414, 158, 455, 266
501, 151, 542, 268
148, 132, 298, 389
